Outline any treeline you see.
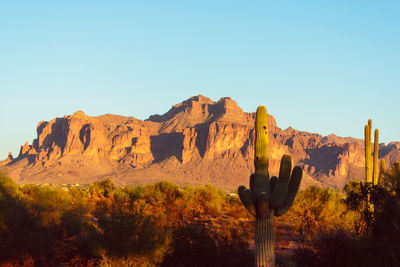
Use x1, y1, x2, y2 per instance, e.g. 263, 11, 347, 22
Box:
0, 166, 399, 266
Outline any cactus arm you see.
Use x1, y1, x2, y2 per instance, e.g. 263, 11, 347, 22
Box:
275, 166, 303, 216
269, 176, 278, 194
373, 129, 379, 186
250, 173, 255, 193
270, 155, 292, 208
365, 124, 372, 183
368, 119, 372, 138
238, 186, 256, 216
379, 159, 385, 183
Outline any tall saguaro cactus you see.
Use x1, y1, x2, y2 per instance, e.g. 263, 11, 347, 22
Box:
364, 119, 372, 184
238, 106, 303, 267
364, 119, 382, 186
363, 119, 385, 223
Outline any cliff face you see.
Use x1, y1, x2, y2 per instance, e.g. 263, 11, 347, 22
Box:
2, 95, 400, 189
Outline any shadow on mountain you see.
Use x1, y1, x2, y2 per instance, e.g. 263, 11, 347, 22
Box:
303, 145, 344, 176
150, 133, 184, 163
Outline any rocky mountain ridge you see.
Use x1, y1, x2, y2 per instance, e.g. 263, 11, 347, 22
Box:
2, 95, 400, 189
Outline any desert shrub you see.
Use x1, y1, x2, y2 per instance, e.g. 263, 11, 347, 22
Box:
296, 225, 399, 267
89, 178, 116, 198
224, 193, 251, 218
21, 185, 73, 227
117, 182, 253, 266
295, 229, 369, 267
0, 175, 64, 261
343, 180, 370, 235
370, 166, 400, 266
62, 196, 92, 236
122, 182, 241, 224
0, 177, 252, 266
190, 184, 227, 216
212, 217, 252, 253
0, 174, 96, 265
0, 255, 35, 267
381, 163, 400, 195
311, 167, 400, 267
162, 219, 252, 267
282, 186, 355, 240
88, 190, 172, 266
137, 180, 183, 204
142, 181, 185, 211
121, 181, 191, 226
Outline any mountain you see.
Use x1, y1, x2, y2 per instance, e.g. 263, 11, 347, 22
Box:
1, 95, 400, 190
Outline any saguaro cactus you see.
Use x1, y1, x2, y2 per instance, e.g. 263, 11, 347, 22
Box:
363, 119, 385, 223
238, 106, 302, 267
364, 119, 382, 186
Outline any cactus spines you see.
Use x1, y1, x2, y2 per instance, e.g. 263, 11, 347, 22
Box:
238, 106, 303, 267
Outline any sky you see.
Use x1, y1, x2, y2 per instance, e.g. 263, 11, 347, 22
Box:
0, 1, 399, 159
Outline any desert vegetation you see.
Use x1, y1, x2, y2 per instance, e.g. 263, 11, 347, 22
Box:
290, 164, 400, 267
0, 165, 399, 266
0, 173, 254, 266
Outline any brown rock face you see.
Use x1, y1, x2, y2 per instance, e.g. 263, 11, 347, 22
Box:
182, 127, 198, 164
1, 95, 400, 189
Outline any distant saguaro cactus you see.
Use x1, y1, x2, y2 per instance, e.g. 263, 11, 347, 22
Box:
238, 106, 302, 267
363, 119, 385, 221
364, 119, 383, 186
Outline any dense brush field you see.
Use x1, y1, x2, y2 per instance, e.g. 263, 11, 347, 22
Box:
0, 167, 399, 267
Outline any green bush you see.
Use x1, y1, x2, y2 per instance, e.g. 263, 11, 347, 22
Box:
88, 190, 172, 266
282, 186, 356, 240
89, 178, 116, 198
0, 174, 61, 260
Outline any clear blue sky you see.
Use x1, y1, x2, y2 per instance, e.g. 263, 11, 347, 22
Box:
1, 1, 399, 159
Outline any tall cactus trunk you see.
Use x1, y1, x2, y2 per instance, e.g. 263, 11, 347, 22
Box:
255, 211, 275, 267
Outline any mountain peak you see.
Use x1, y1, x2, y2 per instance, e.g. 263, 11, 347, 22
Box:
147, 95, 212, 123
72, 110, 86, 117
147, 95, 251, 132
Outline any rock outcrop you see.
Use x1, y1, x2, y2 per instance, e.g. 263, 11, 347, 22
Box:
1, 95, 400, 189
